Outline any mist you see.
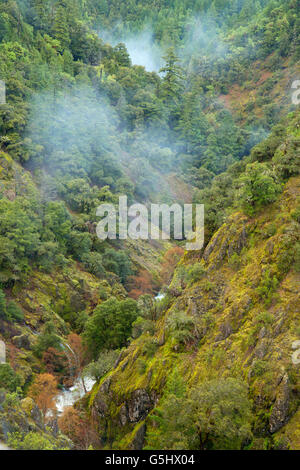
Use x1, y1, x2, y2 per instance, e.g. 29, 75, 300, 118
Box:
180, 16, 228, 62
99, 27, 163, 72
122, 30, 163, 72
25, 85, 182, 205
98, 13, 230, 77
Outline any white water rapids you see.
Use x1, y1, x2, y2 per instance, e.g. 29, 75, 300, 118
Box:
155, 292, 166, 301
0, 442, 12, 451
55, 376, 96, 414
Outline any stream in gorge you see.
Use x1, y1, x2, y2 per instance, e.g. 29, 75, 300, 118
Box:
1, 294, 167, 450
55, 292, 166, 414
55, 376, 96, 414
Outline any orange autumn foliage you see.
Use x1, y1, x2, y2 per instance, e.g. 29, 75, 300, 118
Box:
58, 406, 99, 450
42, 347, 68, 379
67, 333, 87, 370
128, 270, 154, 299
28, 373, 58, 417
161, 246, 184, 284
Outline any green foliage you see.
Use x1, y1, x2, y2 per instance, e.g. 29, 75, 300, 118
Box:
252, 360, 268, 377
83, 297, 139, 358
81, 252, 105, 278
0, 289, 23, 323
136, 358, 147, 375
83, 349, 120, 382
186, 263, 206, 284
2, 390, 21, 409
137, 295, 156, 320
239, 162, 282, 216
145, 370, 188, 450
0, 288, 8, 320
6, 301, 24, 322
228, 252, 241, 270
188, 378, 253, 450
256, 270, 279, 306
141, 337, 159, 358
293, 243, 300, 273
146, 376, 253, 450
132, 317, 155, 339
256, 311, 274, 326
0, 364, 21, 392
160, 48, 183, 104
34, 321, 62, 358
98, 285, 108, 301
166, 311, 196, 346
102, 249, 133, 284
7, 431, 68, 450
273, 137, 300, 179
291, 206, 300, 224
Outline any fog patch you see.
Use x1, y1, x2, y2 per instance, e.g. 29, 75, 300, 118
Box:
99, 27, 163, 72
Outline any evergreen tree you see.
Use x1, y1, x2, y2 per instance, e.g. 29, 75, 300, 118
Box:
159, 48, 184, 104
52, 5, 70, 51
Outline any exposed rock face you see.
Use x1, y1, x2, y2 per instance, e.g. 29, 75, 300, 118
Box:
203, 215, 248, 269
92, 379, 111, 419
12, 334, 31, 350
269, 373, 290, 433
94, 385, 156, 426
216, 321, 233, 341
92, 381, 157, 448
127, 389, 154, 423
130, 423, 146, 450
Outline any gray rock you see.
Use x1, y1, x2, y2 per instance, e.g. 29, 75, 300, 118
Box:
119, 405, 128, 426
269, 373, 290, 433
131, 423, 146, 450
12, 334, 31, 350
128, 389, 153, 423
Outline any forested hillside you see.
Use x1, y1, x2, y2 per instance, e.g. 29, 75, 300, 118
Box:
0, 0, 299, 451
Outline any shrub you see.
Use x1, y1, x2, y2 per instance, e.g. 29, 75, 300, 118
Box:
146, 377, 253, 450
3, 391, 21, 409
239, 162, 281, 216
256, 311, 274, 326
0, 364, 21, 392
291, 206, 300, 224
187, 263, 206, 284
132, 317, 155, 339
273, 137, 300, 179
6, 301, 24, 323
294, 243, 300, 273
0, 289, 8, 321
7, 432, 68, 450
0, 290, 23, 323
102, 248, 133, 284
252, 360, 268, 377
98, 285, 108, 301
256, 270, 279, 305
83, 350, 119, 382
34, 321, 62, 358
81, 252, 106, 278
228, 252, 241, 270
142, 338, 159, 358
166, 311, 196, 346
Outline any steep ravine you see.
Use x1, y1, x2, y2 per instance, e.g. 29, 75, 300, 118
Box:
87, 175, 300, 450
